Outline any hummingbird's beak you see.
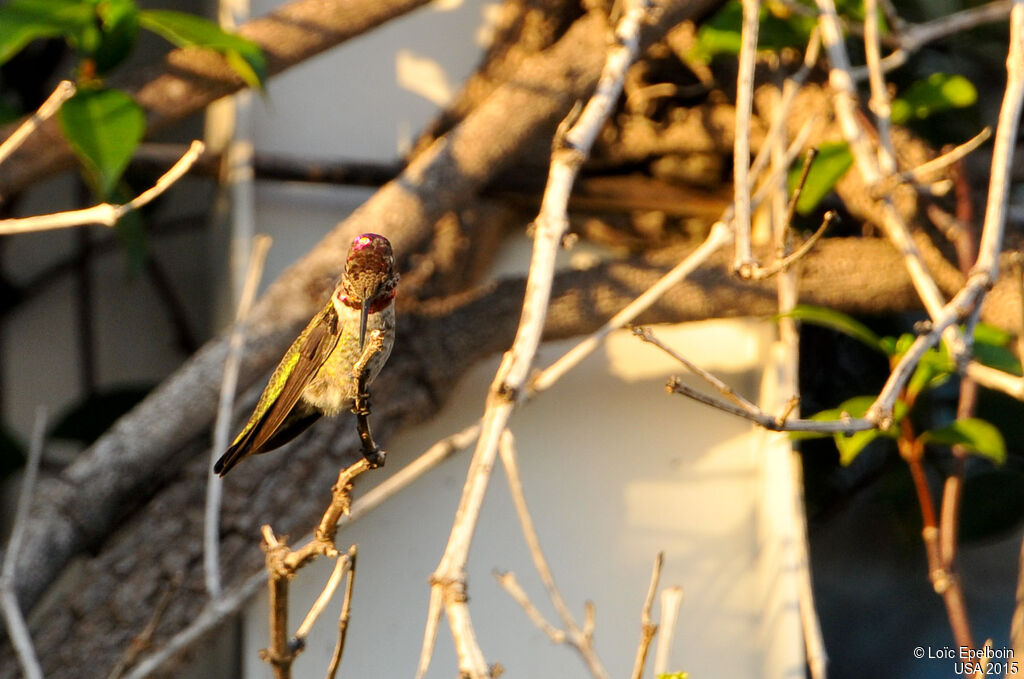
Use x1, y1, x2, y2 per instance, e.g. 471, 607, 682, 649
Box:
359, 298, 369, 351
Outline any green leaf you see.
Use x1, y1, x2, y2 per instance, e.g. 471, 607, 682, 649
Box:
788, 141, 854, 214
692, 1, 743, 60
804, 395, 905, 465
974, 322, 1013, 347
692, 0, 815, 62
138, 10, 266, 88
94, 0, 139, 74
657, 673, 690, 679
906, 344, 953, 401
778, 305, 885, 353
973, 343, 1022, 376
891, 73, 978, 125
57, 88, 146, 198
972, 323, 1022, 375
0, 0, 94, 66
892, 332, 915, 358
111, 195, 148, 273
921, 418, 1006, 465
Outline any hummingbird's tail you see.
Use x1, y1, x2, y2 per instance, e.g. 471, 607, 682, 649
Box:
214, 407, 321, 476
213, 438, 248, 477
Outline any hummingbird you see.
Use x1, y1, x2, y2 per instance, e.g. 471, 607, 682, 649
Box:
214, 233, 398, 477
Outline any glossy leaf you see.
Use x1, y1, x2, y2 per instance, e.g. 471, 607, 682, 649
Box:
788, 142, 853, 214
921, 418, 1006, 465
891, 73, 977, 125
0, 0, 94, 66
58, 88, 146, 198
802, 395, 905, 465
692, 0, 815, 62
94, 0, 140, 74
112, 198, 148, 273
778, 305, 885, 353
906, 345, 952, 401
139, 10, 267, 89
973, 323, 1022, 375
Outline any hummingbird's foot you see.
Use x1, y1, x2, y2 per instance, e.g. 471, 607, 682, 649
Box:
362, 447, 386, 468
352, 390, 372, 417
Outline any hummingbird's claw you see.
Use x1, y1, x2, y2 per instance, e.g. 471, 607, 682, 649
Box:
363, 447, 386, 468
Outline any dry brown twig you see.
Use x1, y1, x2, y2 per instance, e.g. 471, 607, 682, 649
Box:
629, 552, 664, 679
325, 546, 358, 679
259, 459, 367, 679
256, 331, 389, 679
119, 422, 482, 679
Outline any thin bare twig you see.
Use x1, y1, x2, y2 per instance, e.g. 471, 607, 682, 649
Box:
864, 0, 897, 175
529, 220, 733, 395
497, 429, 610, 679
493, 570, 566, 643
855, 0, 1012, 78
748, 146, 834, 280
629, 552, 664, 679
418, 2, 654, 676
732, 0, 760, 274
637, 327, 875, 434
325, 546, 357, 679
652, 587, 683, 676
206, 234, 272, 599
0, 80, 75, 170
0, 141, 205, 235
121, 571, 267, 679
751, 211, 837, 280
815, 0, 950, 324
107, 579, 178, 679
885, 128, 992, 191
867, 0, 1024, 424
122, 423, 478, 679
294, 547, 354, 645
0, 407, 47, 679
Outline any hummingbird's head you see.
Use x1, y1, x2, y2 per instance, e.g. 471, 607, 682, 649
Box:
334, 233, 398, 349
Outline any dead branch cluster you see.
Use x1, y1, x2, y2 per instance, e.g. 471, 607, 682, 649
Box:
2, 0, 1024, 676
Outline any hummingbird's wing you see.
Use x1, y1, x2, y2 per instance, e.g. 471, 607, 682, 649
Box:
214, 305, 341, 476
